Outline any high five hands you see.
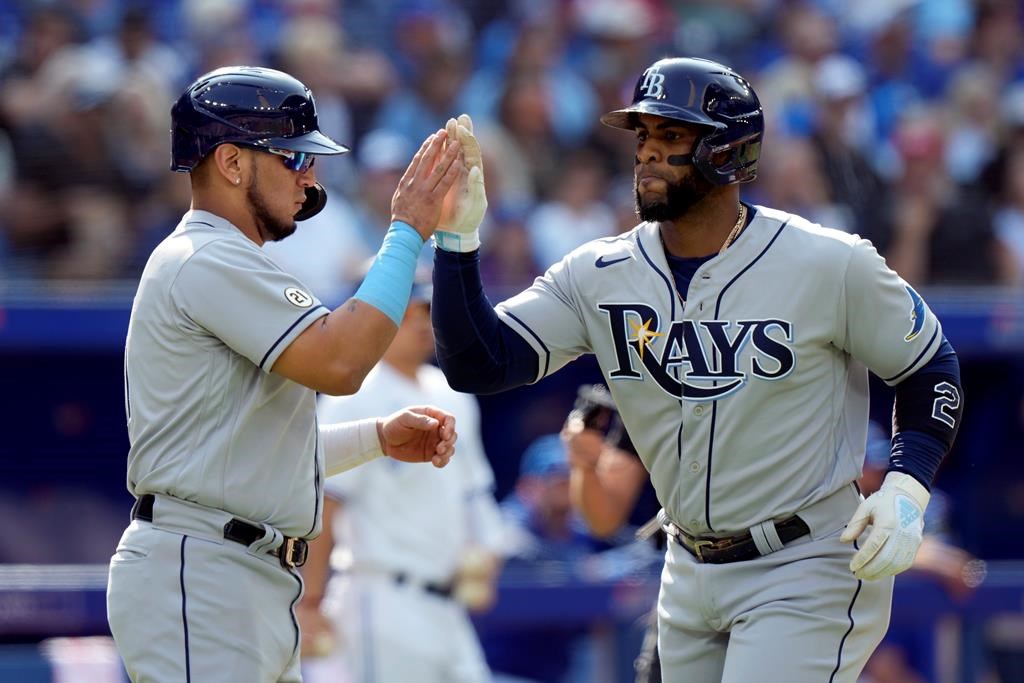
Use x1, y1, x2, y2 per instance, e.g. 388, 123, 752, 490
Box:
436, 114, 488, 252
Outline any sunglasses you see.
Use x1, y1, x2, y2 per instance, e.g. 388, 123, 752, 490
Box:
265, 147, 316, 173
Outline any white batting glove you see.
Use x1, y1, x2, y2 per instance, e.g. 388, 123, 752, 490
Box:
434, 114, 487, 253
840, 472, 930, 580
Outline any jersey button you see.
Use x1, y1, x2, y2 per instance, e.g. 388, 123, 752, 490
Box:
693, 405, 705, 416
689, 461, 701, 473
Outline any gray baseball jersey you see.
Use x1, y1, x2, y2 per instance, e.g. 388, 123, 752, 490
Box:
496, 205, 941, 535
124, 209, 330, 537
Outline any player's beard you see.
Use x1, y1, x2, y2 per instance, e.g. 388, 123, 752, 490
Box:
635, 170, 714, 222
247, 169, 297, 242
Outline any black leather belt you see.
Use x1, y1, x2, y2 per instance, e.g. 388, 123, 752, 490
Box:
132, 494, 308, 569
665, 516, 810, 564
392, 572, 454, 599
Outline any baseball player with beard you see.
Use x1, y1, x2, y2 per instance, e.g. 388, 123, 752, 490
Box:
431, 59, 963, 681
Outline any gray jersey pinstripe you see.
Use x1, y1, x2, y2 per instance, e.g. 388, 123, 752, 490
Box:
496, 205, 942, 535
124, 209, 330, 537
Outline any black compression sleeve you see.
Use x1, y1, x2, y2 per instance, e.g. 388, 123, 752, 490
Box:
431, 248, 539, 394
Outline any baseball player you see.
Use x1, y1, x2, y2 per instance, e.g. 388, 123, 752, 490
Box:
298, 275, 505, 683
431, 58, 963, 682
106, 66, 466, 683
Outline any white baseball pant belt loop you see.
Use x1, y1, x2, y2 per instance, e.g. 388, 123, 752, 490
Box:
749, 520, 786, 556
130, 493, 308, 568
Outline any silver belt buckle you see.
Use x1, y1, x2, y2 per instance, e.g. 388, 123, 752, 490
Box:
278, 537, 308, 568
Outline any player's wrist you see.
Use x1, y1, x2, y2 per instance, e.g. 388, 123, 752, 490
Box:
321, 419, 385, 477
375, 418, 386, 454
434, 229, 480, 253
387, 220, 424, 244
352, 222, 423, 325
881, 471, 930, 510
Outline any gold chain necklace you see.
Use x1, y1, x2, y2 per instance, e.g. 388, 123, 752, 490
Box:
717, 204, 748, 256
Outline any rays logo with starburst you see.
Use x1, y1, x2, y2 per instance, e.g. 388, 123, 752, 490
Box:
598, 302, 796, 401
629, 317, 663, 360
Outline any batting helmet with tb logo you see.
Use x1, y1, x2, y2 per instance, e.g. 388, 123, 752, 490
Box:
170, 66, 350, 220
601, 57, 764, 186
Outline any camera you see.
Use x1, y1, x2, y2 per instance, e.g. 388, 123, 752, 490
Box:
568, 384, 637, 455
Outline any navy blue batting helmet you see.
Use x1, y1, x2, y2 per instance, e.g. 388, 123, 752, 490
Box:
601, 57, 763, 185
170, 66, 350, 220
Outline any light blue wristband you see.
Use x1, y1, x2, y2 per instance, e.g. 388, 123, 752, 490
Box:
353, 221, 424, 325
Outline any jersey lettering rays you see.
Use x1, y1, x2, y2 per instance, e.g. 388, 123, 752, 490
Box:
599, 303, 795, 401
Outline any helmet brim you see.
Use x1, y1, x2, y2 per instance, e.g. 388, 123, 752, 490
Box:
600, 101, 720, 131
262, 130, 350, 155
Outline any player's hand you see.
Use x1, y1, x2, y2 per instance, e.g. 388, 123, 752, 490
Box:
435, 114, 487, 253
377, 405, 457, 468
840, 472, 930, 580
454, 546, 500, 613
391, 130, 464, 241
295, 603, 337, 658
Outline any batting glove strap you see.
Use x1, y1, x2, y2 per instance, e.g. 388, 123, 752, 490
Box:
840, 472, 930, 580
434, 229, 480, 253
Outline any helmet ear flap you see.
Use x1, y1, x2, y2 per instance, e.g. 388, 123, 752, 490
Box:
295, 183, 327, 221
692, 131, 762, 184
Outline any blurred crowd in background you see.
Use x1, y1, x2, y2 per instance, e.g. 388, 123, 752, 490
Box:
2, 1, 1024, 680
1, 0, 1024, 300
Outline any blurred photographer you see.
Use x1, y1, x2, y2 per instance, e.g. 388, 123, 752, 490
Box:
562, 384, 663, 683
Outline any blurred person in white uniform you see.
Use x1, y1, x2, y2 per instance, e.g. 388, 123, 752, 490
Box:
299, 273, 505, 683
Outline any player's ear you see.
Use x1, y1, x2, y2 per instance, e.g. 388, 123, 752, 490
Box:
210, 143, 246, 187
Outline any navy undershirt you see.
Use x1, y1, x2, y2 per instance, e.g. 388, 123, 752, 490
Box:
664, 252, 714, 303
663, 203, 752, 301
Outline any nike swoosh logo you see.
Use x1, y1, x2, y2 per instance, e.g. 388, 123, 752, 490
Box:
595, 255, 631, 268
